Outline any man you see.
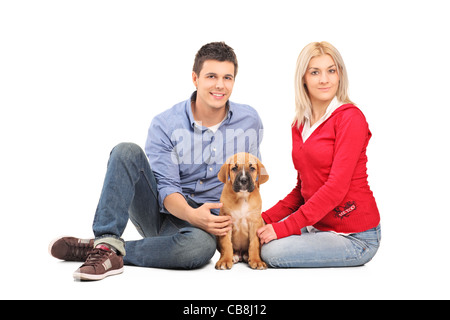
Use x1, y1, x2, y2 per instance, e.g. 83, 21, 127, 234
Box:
49, 42, 264, 280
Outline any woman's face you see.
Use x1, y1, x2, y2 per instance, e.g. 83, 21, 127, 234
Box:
304, 54, 340, 106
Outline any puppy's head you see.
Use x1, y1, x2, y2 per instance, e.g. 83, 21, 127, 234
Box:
218, 153, 269, 193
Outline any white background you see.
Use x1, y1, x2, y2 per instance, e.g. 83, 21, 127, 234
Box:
1, 0, 449, 300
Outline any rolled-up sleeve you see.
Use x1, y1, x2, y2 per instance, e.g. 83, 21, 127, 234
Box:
145, 116, 182, 212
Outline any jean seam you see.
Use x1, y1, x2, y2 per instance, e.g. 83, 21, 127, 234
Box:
140, 168, 158, 202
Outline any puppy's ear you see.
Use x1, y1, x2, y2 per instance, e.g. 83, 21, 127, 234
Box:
218, 163, 229, 183
256, 159, 269, 186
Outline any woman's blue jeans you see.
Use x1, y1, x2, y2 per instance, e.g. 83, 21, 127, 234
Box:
261, 225, 381, 268
92, 143, 216, 269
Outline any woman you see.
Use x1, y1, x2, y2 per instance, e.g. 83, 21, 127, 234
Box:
257, 42, 381, 268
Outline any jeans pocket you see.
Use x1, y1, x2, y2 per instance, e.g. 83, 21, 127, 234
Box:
347, 225, 381, 265
352, 225, 381, 248
346, 235, 369, 259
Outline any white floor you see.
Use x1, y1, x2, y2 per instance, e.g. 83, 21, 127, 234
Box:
3, 223, 449, 300
4, 171, 449, 301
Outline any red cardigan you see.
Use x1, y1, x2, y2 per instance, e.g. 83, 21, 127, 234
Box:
262, 104, 380, 239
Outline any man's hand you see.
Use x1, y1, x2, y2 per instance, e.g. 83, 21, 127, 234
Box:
257, 224, 277, 245
189, 203, 232, 236
163, 193, 232, 236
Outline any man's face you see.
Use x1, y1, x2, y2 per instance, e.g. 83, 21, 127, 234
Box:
192, 60, 235, 110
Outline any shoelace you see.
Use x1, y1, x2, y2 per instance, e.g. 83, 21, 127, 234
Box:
81, 248, 110, 268
68, 241, 92, 259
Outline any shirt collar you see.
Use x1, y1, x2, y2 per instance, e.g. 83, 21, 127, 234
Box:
187, 91, 233, 129
324, 97, 342, 118
304, 96, 341, 121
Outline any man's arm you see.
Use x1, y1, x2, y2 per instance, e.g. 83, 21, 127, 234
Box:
164, 193, 232, 236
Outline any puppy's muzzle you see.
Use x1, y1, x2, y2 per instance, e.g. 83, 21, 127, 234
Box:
233, 170, 255, 193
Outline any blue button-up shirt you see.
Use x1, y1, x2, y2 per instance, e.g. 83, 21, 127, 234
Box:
145, 92, 264, 215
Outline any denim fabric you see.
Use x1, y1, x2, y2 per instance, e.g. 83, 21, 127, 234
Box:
92, 142, 216, 269
261, 225, 381, 268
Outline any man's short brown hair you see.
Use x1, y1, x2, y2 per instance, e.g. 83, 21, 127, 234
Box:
193, 42, 238, 77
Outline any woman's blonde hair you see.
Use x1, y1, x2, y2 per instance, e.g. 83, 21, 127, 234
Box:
294, 41, 354, 128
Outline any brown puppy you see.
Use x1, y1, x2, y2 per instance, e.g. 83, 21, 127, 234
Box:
215, 153, 269, 270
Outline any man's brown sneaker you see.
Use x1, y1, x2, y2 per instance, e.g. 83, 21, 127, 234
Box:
49, 236, 94, 262
73, 246, 124, 281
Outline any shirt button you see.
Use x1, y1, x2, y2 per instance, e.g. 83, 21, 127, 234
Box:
191, 194, 195, 197
199, 181, 203, 185
209, 167, 213, 171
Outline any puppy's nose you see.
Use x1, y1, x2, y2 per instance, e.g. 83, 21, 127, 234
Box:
240, 176, 249, 184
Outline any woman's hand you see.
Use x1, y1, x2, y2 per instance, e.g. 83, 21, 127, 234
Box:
257, 224, 277, 245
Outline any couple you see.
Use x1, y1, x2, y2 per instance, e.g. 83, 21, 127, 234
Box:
49, 41, 381, 280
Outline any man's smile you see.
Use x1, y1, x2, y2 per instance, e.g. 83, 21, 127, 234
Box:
211, 92, 226, 99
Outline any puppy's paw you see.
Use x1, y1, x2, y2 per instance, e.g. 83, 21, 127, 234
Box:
215, 259, 233, 270
249, 259, 267, 270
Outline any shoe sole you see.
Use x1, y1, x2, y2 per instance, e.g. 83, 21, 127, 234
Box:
49, 236, 93, 261
48, 235, 70, 259
73, 267, 124, 281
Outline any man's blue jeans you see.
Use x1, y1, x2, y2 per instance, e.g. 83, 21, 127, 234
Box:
92, 143, 217, 269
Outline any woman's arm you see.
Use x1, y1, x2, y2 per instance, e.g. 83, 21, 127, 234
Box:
261, 172, 304, 224
272, 110, 370, 239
